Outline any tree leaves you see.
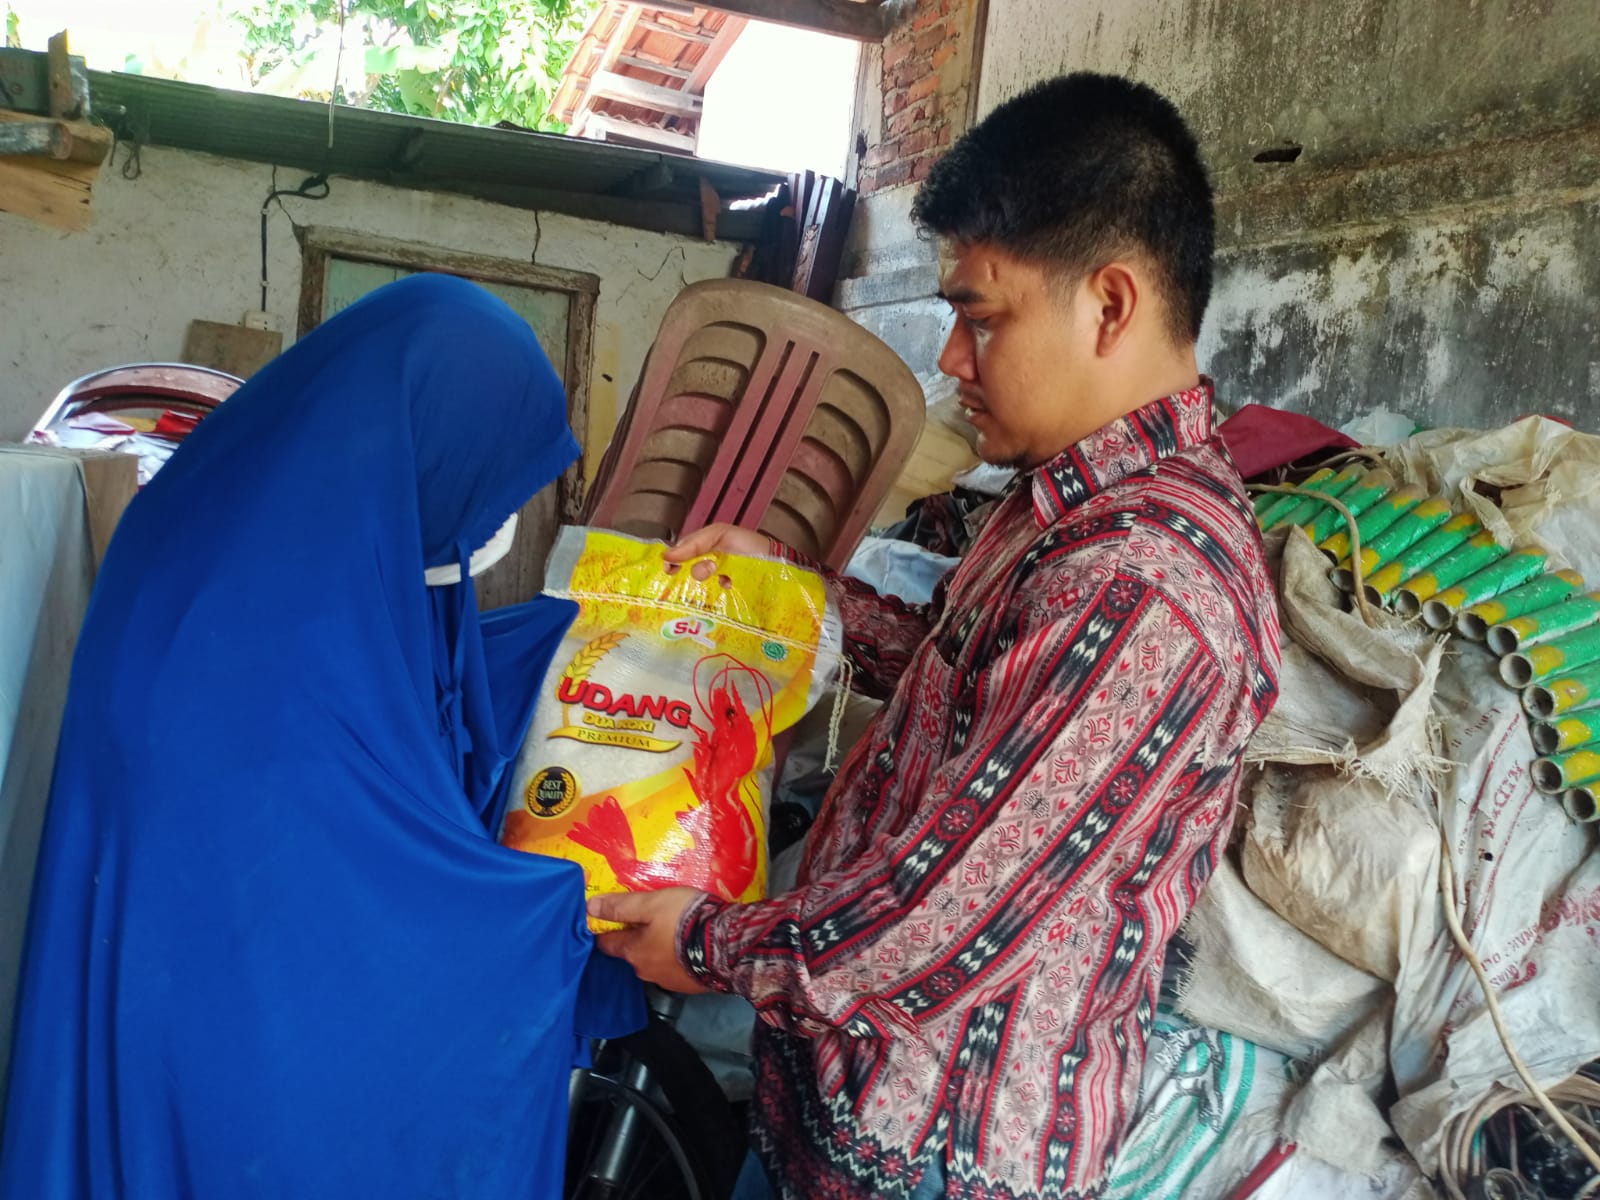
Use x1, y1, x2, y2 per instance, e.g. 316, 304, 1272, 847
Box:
226, 0, 595, 131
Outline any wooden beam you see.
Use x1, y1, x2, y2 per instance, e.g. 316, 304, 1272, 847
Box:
591, 70, 702, 119
0, 153, 97, 231
47, 31, 80, 118
684, 15, 747, 94
72, 451, 139, 577
636, 18, 715, 43
429, 176, 767, 240
584, 113, 697, 155
698, 177, 720, 242
0, 123, 57, 156
616, 54, 695, 80
570, 5, 644, 130
549, 3, 618, 124
0, 111, 107, 230
689, 0, 893, 41
594, 128, 693, 154
0, 117, 110, 163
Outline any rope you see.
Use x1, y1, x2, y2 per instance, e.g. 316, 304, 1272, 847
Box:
822, 657, 856, 774
757, 533, 853, 772
1246, 482, 1379, 627
1311, 446, 1390, 471
1435, 828, 1600, 1198
1250, 445, 1386, 487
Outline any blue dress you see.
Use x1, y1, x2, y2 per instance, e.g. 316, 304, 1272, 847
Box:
1, 274, 641, 1198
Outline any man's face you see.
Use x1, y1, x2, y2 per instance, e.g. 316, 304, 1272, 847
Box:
936, 239, 1099, 470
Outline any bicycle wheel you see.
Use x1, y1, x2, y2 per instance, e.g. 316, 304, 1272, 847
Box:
566, 1014, 746, 1200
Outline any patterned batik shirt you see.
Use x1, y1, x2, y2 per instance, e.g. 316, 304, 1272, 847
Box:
679, 382, 1282, 1200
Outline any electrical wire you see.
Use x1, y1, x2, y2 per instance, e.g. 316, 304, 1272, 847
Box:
255, 0, 347, 312
1435, 828, 1600, 1199
258, 167, 330, 310
329, 0, 346, 149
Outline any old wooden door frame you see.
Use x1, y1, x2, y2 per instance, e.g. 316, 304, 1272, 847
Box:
296, 225, 599, 523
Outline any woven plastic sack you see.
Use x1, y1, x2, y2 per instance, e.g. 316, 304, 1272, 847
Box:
1241, 531, 1600, 1176
501, 527, 840, 923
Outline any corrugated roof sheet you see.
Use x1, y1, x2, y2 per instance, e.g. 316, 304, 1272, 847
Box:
87, 67, 782, 240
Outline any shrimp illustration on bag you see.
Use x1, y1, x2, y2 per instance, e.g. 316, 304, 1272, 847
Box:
501, 527, 841, 926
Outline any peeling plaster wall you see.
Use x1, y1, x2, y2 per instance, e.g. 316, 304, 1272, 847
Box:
978, 0, 1600, 177
0, 145, 739, 475
974, 0, 1600, 432
1207, 201, 1600, 428
843, 0, 1600, 435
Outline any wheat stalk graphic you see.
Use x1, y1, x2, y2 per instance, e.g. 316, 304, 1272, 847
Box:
563, 632, 624, 686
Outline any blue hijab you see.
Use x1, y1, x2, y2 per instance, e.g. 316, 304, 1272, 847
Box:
1, 274, 641, 1199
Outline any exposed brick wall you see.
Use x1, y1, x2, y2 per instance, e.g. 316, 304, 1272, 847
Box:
857, 0, 982, 195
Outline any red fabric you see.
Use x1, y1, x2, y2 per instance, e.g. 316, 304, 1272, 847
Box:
153, 409, 203, 440
1218, 404, 1356, 481
681, 383, 1282, 1200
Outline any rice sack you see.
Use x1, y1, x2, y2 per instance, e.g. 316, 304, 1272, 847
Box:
501, 527, 840, 923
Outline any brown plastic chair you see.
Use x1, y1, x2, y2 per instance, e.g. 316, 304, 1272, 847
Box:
584, 280, 925, 570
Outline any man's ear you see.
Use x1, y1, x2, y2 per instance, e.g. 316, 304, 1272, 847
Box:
1087, 262, 1140, 357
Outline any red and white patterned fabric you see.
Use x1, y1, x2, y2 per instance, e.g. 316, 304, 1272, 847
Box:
680, 381, 1281, 1200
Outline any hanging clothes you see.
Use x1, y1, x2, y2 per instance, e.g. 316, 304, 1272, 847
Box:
1, 273, 641, 1199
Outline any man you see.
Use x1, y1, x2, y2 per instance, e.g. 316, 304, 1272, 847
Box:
589, 73, 1282, 1200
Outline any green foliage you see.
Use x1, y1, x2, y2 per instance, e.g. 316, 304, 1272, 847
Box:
228, 0, 596, 133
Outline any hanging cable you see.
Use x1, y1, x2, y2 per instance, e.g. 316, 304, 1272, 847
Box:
329, 0, 346, 149
259, 167, 330, 311
1435, 830, 1600, 1198
258, 0, 343, 312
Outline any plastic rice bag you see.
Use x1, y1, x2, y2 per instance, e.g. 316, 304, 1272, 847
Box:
501, 527, 841, 925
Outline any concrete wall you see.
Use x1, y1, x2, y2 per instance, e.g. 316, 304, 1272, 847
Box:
0, 145, 739, 476
840, 0, 1600, 436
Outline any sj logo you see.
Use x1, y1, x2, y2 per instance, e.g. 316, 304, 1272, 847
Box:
661, 617, 716, 647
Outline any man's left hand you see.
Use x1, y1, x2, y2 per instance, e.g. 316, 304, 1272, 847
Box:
590, 887, 709, 995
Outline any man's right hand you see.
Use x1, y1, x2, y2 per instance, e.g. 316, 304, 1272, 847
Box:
665, 524, 774, 566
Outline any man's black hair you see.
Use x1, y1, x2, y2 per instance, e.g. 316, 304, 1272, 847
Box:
912, 72, 1214, 342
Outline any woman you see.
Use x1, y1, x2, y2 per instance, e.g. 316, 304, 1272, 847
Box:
1, 274, 638, 1198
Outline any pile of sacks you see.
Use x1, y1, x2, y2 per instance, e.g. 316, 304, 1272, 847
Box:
1180, 416, 1600, 1193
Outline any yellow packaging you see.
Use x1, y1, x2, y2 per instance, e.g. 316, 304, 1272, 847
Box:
500, 527, 840, 927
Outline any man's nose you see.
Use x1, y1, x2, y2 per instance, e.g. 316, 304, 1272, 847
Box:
938, 317, 976, 381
